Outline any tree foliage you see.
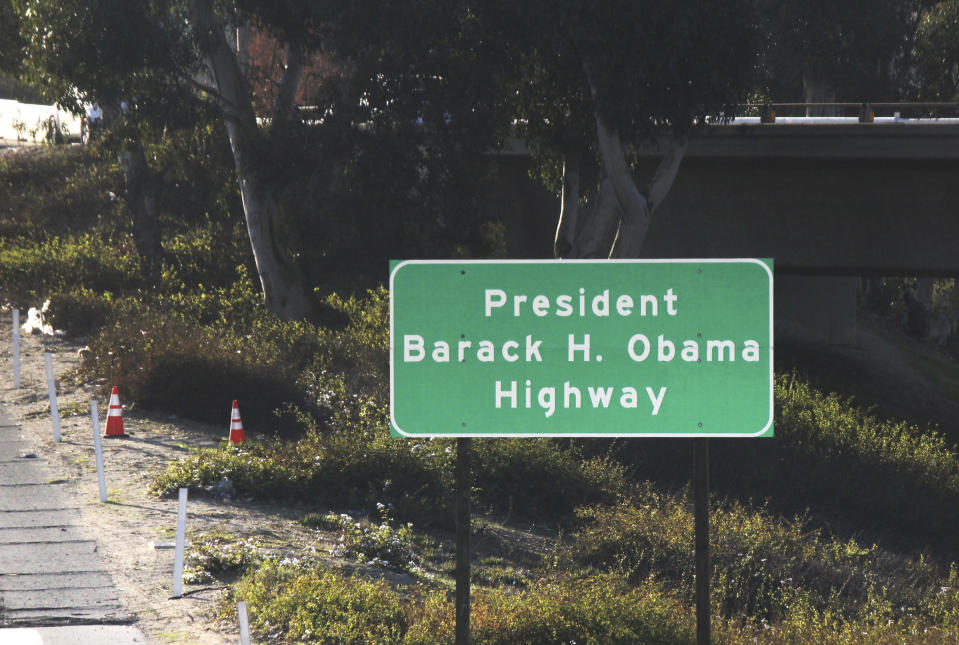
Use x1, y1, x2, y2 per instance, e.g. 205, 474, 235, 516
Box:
0, 0, 23, 73
14, 0, 196, 116
756, 0, 924, 102
915, 0, 959, 100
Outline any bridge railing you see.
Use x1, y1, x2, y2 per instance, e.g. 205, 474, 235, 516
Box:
741, 102, 959, 123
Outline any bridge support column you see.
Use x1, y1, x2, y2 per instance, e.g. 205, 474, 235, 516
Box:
775, 275, 858, 346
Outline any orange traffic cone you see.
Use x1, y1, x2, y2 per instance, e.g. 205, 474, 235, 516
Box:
228, 400, 245, 444
104, 385, 125, 437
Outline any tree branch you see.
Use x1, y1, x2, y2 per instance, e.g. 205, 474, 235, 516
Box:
188, 0, 254, 126
554, 151, 580, 258
569, 174, 620, 258
592, 111, 649, 225
273, 43, 305, 123
582, 61, 650, 226
645, 137, 688, 212
180, 73, 223, 101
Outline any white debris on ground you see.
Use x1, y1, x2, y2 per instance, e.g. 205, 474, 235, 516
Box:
20, 300, 64, 336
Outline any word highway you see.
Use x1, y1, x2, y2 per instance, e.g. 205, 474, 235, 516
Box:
399, 286, 763, 419
494, 380, 667, 418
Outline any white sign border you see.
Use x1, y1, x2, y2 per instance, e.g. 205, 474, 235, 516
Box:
389, 258, 774, 439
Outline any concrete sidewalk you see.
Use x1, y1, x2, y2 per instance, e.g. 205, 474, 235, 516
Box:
0, 406, 147, 643
0, 625, 146, 644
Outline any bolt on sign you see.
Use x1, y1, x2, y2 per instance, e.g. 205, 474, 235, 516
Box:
390, 259, 773, 438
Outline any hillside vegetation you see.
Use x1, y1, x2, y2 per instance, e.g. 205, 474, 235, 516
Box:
5, 143, 959, 643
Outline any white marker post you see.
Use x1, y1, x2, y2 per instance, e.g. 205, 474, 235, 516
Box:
172, 487, 188, 598
12, 309, 20, 389
45, 353, 61, 442
90, 401, 108, 503
237, 601, 252, 645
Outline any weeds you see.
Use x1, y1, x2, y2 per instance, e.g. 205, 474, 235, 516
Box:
182, 532, 261, 584
572, 483, 949, 631
231, 563, 692, 645
231, 562, 411, 643
304, 505, 430, 576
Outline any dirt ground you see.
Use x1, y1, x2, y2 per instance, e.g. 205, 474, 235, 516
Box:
0, 309, 329, 644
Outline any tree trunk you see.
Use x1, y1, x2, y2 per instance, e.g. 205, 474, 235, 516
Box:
589, 115, 687, 258
558, 124, 688, 260
564, 175, 621, 258
189, 0, 313, 321
118, 142, 163, 281
803, 74, 839, 117
570, 65, 688, 259
235, 18, 253, 76
227, 128, 314, 320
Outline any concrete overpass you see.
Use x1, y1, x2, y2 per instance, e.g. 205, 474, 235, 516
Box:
642, 117, 959, 276
489, 117, 959, 343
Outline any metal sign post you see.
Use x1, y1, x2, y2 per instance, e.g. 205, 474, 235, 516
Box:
455, 438, 472, 645
694, 438, 711, 645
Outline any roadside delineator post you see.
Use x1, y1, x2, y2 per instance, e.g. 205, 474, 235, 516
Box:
237, 601, 252, 645
172, 487, 188, 598
90, 401, 108, 503
104, 385, 125, 437
44, 352, 61, 442
229, 400, 245, 444
12, 309, 20, 389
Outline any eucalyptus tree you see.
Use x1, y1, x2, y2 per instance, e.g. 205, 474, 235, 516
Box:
14, 0, 514, 318
494, 0, 760, 259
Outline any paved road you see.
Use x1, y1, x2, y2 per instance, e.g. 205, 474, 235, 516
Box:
0, 406, 147, 643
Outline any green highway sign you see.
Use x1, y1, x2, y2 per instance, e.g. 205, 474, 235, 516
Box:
390, 259, 773, 438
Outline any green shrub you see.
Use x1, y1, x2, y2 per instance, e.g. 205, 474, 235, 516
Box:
614, 371, 959, 549
45, 288, 126, 337
924, 563, 959, 629
150, 429, 454, 524
774, 371, 959, 539
573, 484, 945, 627
155, 266, 261, 329
472, 440, 627, 518
573, 485, 694, 590
777, 372, 959, 492
151, 424, 629, 528
303, 287, 391, 402
0, 233, 142, 307
160, 224, 251, 294
716, 585, 959, 644
408, 574, 692, 645
0, 147, 122, 242
303, 431, 454, 525
80, 306, 314, 432
150, 440, 312, 500
74, 285, 394, 434
233, 562, 411, 643
232, 562, 692, 645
